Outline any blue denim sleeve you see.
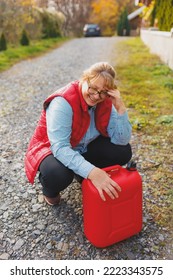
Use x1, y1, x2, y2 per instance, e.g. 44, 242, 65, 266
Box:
46, 97, 95, 178
107, 106, 132, 145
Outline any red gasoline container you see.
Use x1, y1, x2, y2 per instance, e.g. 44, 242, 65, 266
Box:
82, 164, 142, 247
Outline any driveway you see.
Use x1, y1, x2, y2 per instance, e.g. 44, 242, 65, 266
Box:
0, 37, 171, 260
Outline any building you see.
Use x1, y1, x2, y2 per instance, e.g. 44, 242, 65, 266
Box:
127, 6, 145, 35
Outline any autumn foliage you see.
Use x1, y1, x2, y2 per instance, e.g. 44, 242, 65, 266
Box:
0, 0, 63, 45
0, 0, 135, 45
90, 0, 118, 36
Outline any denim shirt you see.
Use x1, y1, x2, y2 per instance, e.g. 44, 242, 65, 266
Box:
46, 97, 132, 178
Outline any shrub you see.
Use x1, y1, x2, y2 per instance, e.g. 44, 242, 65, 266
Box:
40, 10, 61, 39
117, 14, 124, 36
20, 30, 30, 46
0, 33, 7, 51
117, 8, 130, 36
154, 0, 173, 31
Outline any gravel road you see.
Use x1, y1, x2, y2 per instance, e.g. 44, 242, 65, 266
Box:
0, 37, 171, 260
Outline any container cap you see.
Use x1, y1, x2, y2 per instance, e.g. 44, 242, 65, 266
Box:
126, 160, 137, 171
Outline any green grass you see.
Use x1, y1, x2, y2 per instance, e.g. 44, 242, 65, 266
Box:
115, 37, 173, 228
115, 37, 173, 133
0, 37, 69, 72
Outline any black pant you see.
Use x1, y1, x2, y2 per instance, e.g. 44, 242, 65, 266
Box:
39, 136, 132, 198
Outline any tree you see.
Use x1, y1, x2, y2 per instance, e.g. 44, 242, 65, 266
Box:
90, 0, 119, 36
40, 9, 62, 38
20, 29, 30, 45
0, 0, 35, 44
0, 0, 62, 45
90, 0, 134, 36
117, 13, 124, 36
53, 0, 92, 36
154, 0, 173, 31
123, 8, 130, 36
0, 0, 21, 43
0, 33, 7, 51
117, 8, 130, 36
34, 0, 48, 8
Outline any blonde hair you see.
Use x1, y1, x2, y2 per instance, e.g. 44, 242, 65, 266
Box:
80, 62, 117, 89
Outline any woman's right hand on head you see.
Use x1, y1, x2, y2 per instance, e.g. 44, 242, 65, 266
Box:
88, 167, 121, 201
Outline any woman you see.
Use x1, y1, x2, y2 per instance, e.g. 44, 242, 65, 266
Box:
25, 62, 132, 205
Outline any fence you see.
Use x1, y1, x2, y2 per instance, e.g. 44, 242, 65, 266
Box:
140, 29, 173, 70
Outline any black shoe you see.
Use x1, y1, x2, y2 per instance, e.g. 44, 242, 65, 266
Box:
44, 194, 61, 206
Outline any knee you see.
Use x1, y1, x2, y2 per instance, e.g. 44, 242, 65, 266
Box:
48, 166, 74, 188
40, 162, 74, 189
58, 166, 74, 187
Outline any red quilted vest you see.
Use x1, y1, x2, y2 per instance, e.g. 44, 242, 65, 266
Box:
24, 81, 112, 184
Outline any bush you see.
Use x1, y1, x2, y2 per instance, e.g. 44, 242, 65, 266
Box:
40, 10, 61, 39
117, 8, 130, 36
0, 33, 7, 51
117, 14, 124, 36
20, 30, 30, 46
154, 0, 173, 31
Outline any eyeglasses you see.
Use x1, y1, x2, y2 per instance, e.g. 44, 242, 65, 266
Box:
88, 84, 108, 98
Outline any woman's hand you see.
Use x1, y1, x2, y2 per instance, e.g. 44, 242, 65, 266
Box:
107, 89, 126, 115
88, 167, 121, 201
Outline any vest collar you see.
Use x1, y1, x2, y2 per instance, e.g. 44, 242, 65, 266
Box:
73, 81, 88, 112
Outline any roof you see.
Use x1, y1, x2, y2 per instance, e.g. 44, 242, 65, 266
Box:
127, 6, 146, 21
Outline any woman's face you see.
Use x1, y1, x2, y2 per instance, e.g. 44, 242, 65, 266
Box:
82, 76, 109, 106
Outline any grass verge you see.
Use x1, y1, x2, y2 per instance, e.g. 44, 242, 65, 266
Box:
115, 37, 173, 230
115, 37, 173, 132
0, 37, 69, 72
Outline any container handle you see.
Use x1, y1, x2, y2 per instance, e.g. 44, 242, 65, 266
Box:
102, 165, 122, 173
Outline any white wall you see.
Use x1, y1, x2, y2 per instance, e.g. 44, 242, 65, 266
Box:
140, 29, 173, 70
